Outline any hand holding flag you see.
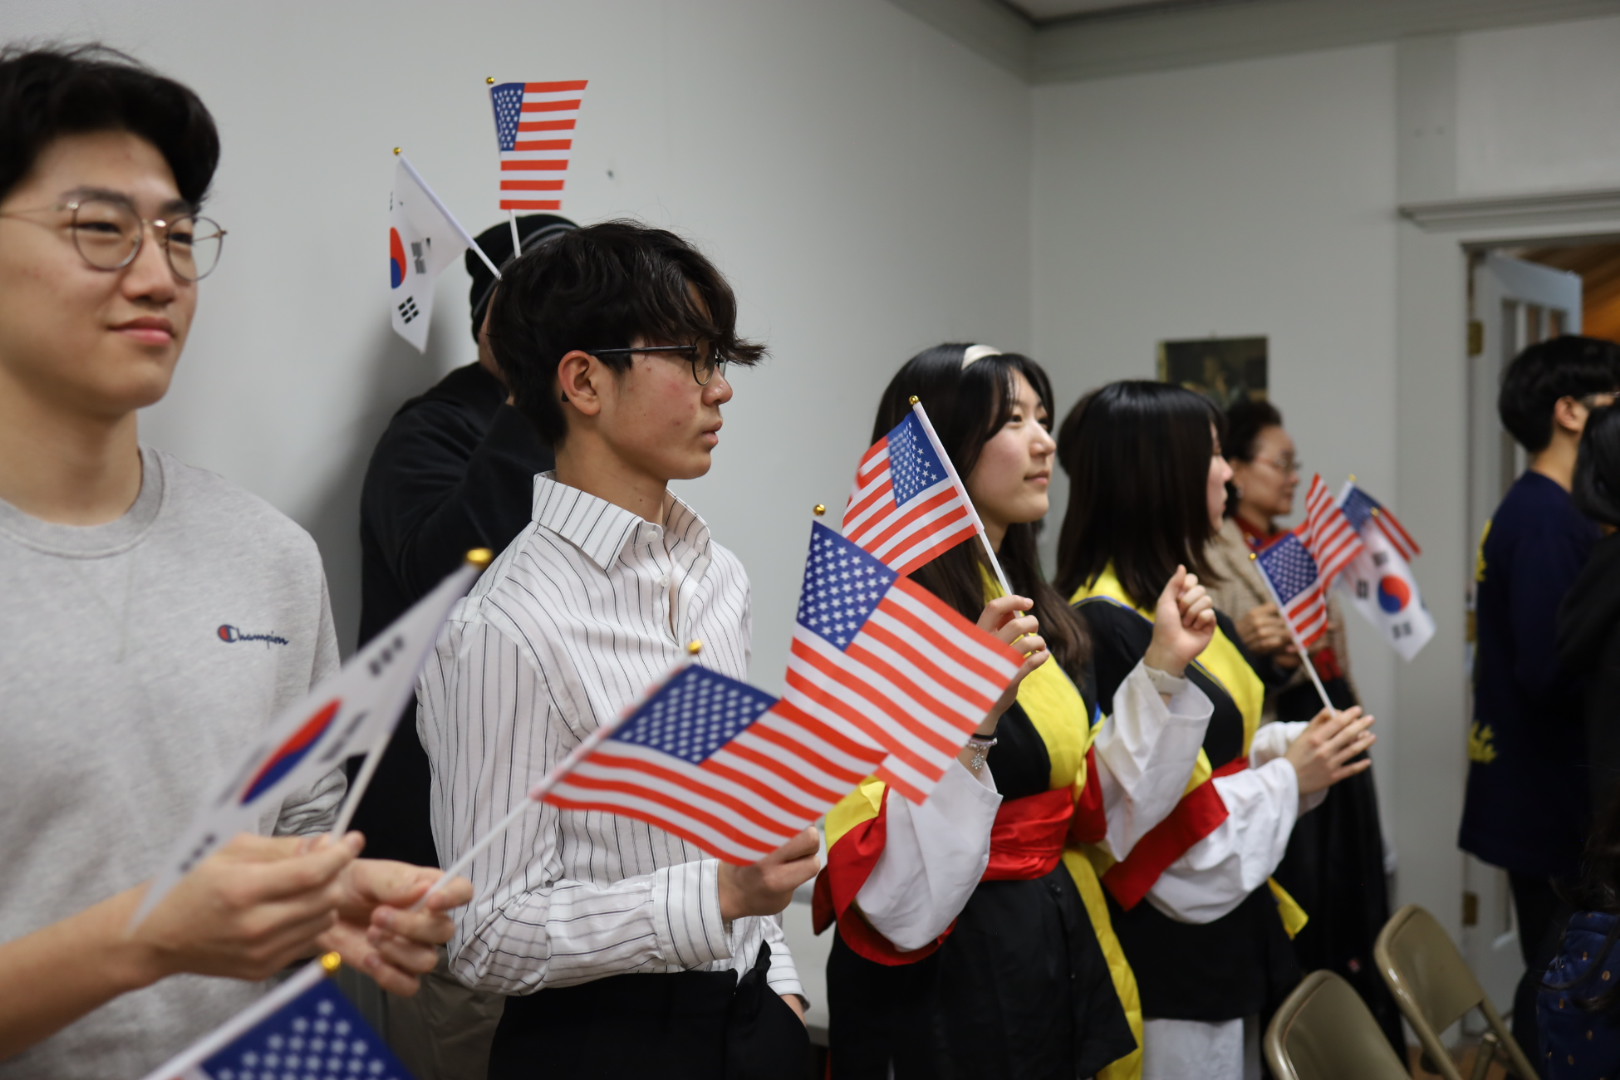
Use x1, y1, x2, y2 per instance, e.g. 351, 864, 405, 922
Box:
133, 555, 488, 928
1252, 533, 1337, 710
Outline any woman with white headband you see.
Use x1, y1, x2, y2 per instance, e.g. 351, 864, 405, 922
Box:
815, 344, 1220, 1080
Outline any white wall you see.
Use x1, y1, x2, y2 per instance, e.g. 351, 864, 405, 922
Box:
1031, 42, 1403, 823
6, 0, 1032, 685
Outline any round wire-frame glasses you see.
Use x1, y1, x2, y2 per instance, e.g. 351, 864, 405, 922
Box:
0, 195, 226, 281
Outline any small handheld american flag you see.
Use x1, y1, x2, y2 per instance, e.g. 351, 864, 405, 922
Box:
1254, 533, 1331, 649
784, 522, 1023, 803
488, 80, 587, 211
542, 664, 884, 864
144, 958, 413, 1080
1298, 473, 1366, 587
1339, 483, 1421, 561
843, 404, 986, 578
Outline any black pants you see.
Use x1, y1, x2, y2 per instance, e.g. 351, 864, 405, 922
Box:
1509, 871, 1569, 1077
487, 943, 811, 1080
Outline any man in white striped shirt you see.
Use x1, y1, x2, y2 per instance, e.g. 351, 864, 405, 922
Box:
418, 221, 819, 1078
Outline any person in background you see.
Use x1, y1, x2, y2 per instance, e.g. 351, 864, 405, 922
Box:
820, 344, 1219, 1080
1560, 404, 1620, 828
1055, 380, 1376, 1080
1203, 396, 1401, 1054
0, 44, 468, 1078
1460, 335, 1620, 1058
352, 214, 570, 1079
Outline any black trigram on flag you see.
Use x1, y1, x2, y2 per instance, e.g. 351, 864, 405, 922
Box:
397, 297, 421, 323
411, 238, 430, 275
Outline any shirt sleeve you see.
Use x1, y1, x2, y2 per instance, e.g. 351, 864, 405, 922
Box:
1092, 661, 1214, 859
422, 619, 731, 994
364, 400, 547, 602
852, 761, 1002, 951
755, 915, 805, 1001
1143, 744, 1302, 925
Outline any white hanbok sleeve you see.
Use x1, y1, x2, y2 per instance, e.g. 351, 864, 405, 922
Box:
1091, 661, 1214, 860
1144, 721, 1308, 924
853, 761, 1002, 951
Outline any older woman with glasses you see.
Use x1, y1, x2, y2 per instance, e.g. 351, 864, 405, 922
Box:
1202, 396, 1403, 1056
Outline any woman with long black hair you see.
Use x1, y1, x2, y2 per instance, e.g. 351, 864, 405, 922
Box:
1055, 380, 1376, 1080
818, 345, 1220, 1080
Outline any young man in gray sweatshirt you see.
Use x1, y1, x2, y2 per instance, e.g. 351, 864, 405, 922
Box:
0, 44, 471, 1078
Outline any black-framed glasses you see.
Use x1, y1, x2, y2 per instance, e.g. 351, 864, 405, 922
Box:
0, 196, 226, 281
589, 344, 728, 386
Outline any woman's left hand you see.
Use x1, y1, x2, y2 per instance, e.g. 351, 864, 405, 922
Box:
1143, 565, 1217, 677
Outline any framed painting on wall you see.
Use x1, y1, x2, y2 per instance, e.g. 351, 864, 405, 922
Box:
1157, 336, 1268, 407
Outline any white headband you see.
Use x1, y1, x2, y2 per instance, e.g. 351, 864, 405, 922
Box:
962, 344, 1002, 368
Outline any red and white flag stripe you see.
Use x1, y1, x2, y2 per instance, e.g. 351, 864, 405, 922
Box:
1300, 473, 1365, 587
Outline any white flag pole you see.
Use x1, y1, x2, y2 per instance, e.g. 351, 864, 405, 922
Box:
508, 210, 523, 256
1250, 552, 1335, 714
135, 956, 334, 1080
909, 400, 1014, 597
396, 150, 501, 281
412, 654, 698, 909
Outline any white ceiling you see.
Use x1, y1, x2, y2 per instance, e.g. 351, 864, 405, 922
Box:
1002, 0, 1210, 22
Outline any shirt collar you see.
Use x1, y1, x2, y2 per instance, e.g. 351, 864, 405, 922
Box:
530, 473, 711, 571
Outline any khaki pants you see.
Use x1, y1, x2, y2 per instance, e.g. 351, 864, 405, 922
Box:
344, 951, 505, 1080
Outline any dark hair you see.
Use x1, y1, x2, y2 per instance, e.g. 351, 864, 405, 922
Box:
1499, 335, 1620, 454
466, 213, 576, 342
869, 345, 1088, 675
1574, 405, 1620, 528
1224, 397, 1283, 464
1055, 380, 1225, 606
487, 220, 764, 448
0, 44, 219, 208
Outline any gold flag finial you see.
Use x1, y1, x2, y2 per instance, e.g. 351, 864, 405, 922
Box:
466, 548, 495, 568
813, 504, 827, 517
393, 147, 402, 155
486, 76, 496, 85
1248, 552, 1258, 561
908, 395, 920, 406
1349, 473, 1358, 483
687, 640, 704, 656
319, 951, 343, 974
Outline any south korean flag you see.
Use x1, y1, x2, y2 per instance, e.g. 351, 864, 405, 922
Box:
388, 156, 471, 352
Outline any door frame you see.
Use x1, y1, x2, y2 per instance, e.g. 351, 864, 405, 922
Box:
1391, 190, 1620, 951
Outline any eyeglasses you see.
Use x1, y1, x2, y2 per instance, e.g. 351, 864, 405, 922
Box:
1253, 456, 1302, 475
589, 344, 729, 386
0, 196, 226, 281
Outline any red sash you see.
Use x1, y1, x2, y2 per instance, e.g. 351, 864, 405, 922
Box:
982, 787, 1075, 882
1101, 757, 1249, 910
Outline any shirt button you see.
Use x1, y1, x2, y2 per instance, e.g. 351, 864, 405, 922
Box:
658, 576, 671, 589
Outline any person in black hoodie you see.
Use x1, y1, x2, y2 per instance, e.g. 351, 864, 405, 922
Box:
1559, 403, 1620, 819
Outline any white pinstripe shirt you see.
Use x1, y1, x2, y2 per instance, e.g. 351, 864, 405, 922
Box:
418, 474, 801, 1001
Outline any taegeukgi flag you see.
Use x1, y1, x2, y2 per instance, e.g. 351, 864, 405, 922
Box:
1336, 482, 1434, 660
132, 557, 486, 927
389, 155, 475, 352
785, 522, 1023, 803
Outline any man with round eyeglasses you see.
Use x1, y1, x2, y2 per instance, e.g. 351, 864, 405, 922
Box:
0, 44, 471, 1078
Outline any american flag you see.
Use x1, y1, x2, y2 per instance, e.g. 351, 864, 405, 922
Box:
488, 80, 587, 211
1340, 483, 1421, 561
542, 665, 885, 864
784, 522, 1022, 803
1297, 473, 1366, 587
842, 404, 983, 576
157, 964, 414, 1080
1255, 533, 1331, 648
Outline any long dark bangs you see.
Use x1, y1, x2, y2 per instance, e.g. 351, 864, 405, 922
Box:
870, 345, 1089, 675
